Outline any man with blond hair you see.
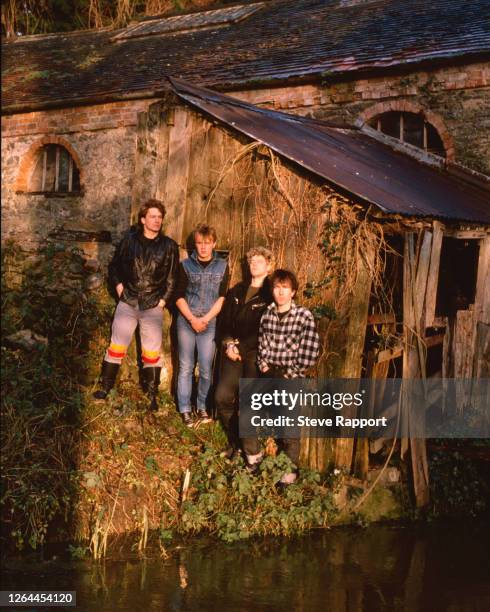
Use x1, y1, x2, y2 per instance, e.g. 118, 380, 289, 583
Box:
175, 224, 229, 426
215, 246, 273, 464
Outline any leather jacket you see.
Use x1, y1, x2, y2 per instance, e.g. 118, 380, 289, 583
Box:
108, 226, 179, 310
217, 278, 273, 353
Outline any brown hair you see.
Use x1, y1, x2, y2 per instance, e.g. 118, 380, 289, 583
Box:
138, 199, 166, 224
193, 223, 217, 242
271, 269, 299, 292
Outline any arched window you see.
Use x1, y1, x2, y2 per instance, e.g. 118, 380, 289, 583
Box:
28, 144, 81, 194
369, 112, 446, 157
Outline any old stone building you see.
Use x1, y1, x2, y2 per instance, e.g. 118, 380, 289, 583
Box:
2, 0, 490, 497
2, 0, 489, 256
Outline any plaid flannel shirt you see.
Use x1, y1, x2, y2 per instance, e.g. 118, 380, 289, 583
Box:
257, 302, 320, 378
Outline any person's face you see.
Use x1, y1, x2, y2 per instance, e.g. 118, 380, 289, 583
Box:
141, 207, 163, 233
248, 255, 271, 279
272, 280, 295, 308
195, 233, 216, 261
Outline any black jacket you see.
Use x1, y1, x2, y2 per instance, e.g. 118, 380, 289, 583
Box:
108, 226, 179, 310
218, 279, 273, 352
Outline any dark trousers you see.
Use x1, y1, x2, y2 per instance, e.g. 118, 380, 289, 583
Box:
266, 365, 300, 466
215, 349, 261, 456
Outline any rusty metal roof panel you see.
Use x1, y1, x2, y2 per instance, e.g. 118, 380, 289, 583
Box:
170, 78, 490, 224
3, 0, 490, 112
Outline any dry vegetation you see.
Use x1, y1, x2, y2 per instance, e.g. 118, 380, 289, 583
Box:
206, 142, 396, 374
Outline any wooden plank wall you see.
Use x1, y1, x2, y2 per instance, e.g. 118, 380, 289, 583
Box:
473, 236, 490, 378
334, 243, 375, 471
131, 100, 489, 483
161, 108, 194, 243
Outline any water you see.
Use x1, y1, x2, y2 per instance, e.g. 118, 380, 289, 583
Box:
2, 522, 489, 611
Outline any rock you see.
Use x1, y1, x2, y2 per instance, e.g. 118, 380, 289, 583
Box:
30, 267, 46, 278
84, 259, 100, 272
5, 329, 48, 350
83, 471, 101, 489
333, 485, 348, 508
367, 466, 400, 485
355, 486, 404, 522
68, 263, 84, 275
84, 273, 103, 291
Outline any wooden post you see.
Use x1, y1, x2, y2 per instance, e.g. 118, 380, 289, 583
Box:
163, 108, 193, 244
354, 354, 390, 479
473, 322, 490, 379
473, 235, 490, 328
334, 243, 375, 471
470, 235, 490, 407
424, 221, 444, 329
403, 232, 430, 508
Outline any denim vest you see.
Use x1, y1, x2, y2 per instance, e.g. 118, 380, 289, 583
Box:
182, 251, 227, 317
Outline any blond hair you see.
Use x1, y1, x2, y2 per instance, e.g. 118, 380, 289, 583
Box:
193, 224, 217, 242
246, 246, 274, 264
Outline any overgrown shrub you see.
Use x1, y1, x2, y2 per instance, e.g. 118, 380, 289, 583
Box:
180, 448, 339, 542
1, 242, 112, 549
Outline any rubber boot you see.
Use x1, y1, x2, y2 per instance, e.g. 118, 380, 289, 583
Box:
93, 361, 120, 400
143, 367, 161, 412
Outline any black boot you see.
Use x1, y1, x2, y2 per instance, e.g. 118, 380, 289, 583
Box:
93, 361, 120, 400
143, 367, 161, 412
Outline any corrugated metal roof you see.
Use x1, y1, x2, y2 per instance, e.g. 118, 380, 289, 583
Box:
3, 0, 490, 112
170, 77, 490, 224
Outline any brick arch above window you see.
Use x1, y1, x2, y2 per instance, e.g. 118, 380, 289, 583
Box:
358, 101, 455, 160
15, 135, 83, 193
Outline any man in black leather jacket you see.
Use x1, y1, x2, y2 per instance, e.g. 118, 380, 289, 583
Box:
215, 247, 273, 465
93, 199, 179, 411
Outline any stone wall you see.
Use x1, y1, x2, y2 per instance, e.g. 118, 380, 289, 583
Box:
235, 61, 490, 174
1, 60, 488, 262
1, 99, 151, 263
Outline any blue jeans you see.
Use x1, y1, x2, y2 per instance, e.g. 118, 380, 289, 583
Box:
177, 314, 217, 414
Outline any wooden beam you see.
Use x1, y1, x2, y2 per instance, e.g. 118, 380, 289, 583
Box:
424, 221, 444, 329
410, 438, 430, 508
401, 232, 416, 460
376, 344, 403, 363
474, 236, 490, 326
354, 356, 389, 480
423, 333, 445, 349
443, 229, 489, 240
414, 231, 432, 366
453, 309, 475, 409
403, 232, 430, 508
335, 243, 375, 471
473, 322, 490, 379
367, 313, 396, 325
163, 108, 193, 243
431, 316, 447, 329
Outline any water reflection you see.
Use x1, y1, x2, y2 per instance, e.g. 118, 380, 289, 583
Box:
3, 522, 489, 611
